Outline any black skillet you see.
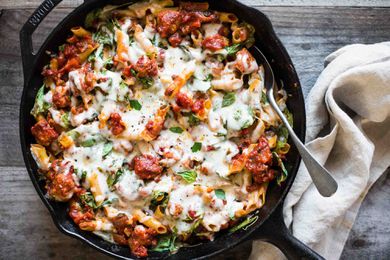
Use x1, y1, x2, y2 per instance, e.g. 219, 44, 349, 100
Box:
19, 0, 323, 259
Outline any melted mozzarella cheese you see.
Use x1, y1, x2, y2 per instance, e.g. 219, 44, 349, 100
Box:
202, 140, 239, 178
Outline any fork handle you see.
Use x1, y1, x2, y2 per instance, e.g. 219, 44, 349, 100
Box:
267, 88, 338, 197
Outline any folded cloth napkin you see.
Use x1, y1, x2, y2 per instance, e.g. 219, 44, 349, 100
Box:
250, 42, 390, 260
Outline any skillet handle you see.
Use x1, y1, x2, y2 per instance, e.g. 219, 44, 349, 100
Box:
249, 204, 324, 260
20, 0, 62, 79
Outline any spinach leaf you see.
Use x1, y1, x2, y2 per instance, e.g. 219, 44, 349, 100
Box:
151, 234, 178, 253
80, 138, 96, 147
225, 43, 241, 56
204, 74, 213, 82
139, 77, 154, 89
273, 152, 288, 185
222, 92, 236, 107
214, 189, 226, 200
169, 127, 184, 134
80, 191, 113, 209
191, 142, 202, 152
188, 113, 200, 126
107, 168, 125, 189
176, 170, 197, 184
80, 191, 97, 208
228, 215, 258, 233
150, 191, 169, 211
60, 112, 71, 129
31, 85, 51, 118
102, 142, 113, 158
129, 99, 142, 110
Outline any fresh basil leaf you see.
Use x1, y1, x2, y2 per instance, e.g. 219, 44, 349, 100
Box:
129, 99, 142, 110
176, 170, 197, 183
273, 152, 288, 185
31, 85, 51, 118
225, 43, 241, 56
169, 127, 184, 134
107, 169, 124, 189
191, 142, 202, 152
102, 142, 113, 158
214, 189, 226, 200
229, 215, 258, 233
151, 234, 178, 252
222, 92, 235, 107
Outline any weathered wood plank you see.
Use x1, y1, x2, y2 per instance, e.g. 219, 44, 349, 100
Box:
1, 0, 390, 9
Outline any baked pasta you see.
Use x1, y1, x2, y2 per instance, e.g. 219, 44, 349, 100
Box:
30, 0, 292, 257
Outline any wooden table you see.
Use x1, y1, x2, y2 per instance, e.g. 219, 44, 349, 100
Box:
0, 0, 389, 259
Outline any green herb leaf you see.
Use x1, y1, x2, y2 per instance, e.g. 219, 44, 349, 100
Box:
150, 191, 169, 211
139, 77, 154, 89
58, 44, 65, 52
151, 34, 158, 46
80, 138, 96, 147
188, 113, 200, 126
204, 74, 213, 82
106, 18, 120, 33
191, 142, 202, 152
229, 216, 258, 233
31, 85, 51, 119
261, 91, 268, 104
80, 170, 87, 180
215, 132, 227, 138
273, 152, 288, 185
60, 112, 71, 129
169, 127, 184, 134
222, 92, 236, 107
93, 31, 112, 45
80, 191, 97, 208
151, 234, 178, 252
102, 142, 113, 158
66, 129, 80, 140
225, 43, 241, 56
129, 99, 142, 110
283, 108, 293, 126
214, 189, 226, 200
176, 170, 197, 183
187, 216, 203, 234
107, 169, 125, 189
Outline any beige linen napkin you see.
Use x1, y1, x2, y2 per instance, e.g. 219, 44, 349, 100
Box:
250, 42, 390, 260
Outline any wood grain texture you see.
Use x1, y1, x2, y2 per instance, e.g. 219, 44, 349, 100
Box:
1, 0, 390, 9
0, 4, 389, 260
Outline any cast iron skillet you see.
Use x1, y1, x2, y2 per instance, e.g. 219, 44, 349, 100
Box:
19, 0, 323, 259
